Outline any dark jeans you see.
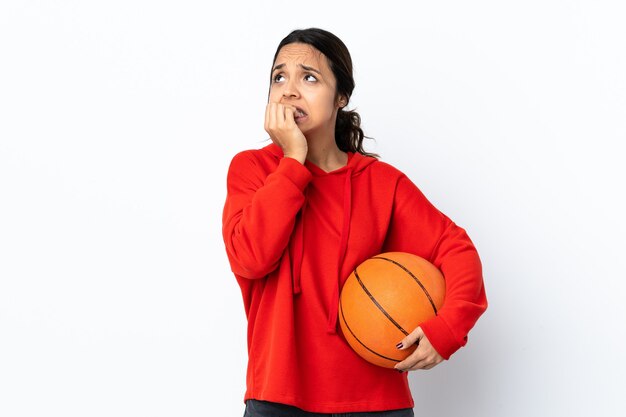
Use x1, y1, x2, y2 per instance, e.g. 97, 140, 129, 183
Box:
244, 399, 415, 417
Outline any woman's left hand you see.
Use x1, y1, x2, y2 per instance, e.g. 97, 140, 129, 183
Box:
394, 326, 444, 372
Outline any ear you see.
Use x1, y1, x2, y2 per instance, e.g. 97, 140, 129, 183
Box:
336, 95, 348, 108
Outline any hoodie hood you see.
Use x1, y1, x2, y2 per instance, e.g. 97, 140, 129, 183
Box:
262, 143, 377, 333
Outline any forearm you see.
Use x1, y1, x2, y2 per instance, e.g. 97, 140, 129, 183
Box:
421, 223, 488, 359
222, 154, 312, 278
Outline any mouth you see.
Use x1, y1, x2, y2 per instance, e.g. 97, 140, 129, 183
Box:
294, 107, 308, 119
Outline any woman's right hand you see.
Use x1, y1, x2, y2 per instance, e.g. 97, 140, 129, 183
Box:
264, 102, 308, 164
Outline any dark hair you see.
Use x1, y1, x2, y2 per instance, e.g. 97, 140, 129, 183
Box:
269, 28, 378, 158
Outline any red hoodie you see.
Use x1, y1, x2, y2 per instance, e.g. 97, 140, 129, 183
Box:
222, 143, 487, 413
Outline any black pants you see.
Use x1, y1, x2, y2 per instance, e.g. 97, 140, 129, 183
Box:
244, 399, 415, 417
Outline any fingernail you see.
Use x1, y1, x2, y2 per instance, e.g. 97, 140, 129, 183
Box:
396, 342, 403, 349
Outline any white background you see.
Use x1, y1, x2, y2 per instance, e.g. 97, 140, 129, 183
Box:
1, 1, 625, 416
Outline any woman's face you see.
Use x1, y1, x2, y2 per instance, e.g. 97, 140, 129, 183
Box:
269, 43, 344, 137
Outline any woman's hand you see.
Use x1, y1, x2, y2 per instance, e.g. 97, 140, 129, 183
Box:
264, 102, 308, 163
394, 326, 444, 372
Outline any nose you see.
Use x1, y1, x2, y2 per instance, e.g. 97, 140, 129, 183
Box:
282, 77, 300, 99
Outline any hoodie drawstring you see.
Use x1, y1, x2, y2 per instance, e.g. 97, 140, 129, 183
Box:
290, 167, 354, 335
327, 167, 353, 334
292, 189, 308, 295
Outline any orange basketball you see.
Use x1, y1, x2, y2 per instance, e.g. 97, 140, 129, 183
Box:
338, 252, 446, 368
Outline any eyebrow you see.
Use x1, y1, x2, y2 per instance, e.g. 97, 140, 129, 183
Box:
272, 63, 322, 75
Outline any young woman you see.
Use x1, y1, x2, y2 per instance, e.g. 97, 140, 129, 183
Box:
222, 28, 488, 416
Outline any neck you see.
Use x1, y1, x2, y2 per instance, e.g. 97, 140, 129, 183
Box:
302, 122, 348, 171
306, 141, 348, 172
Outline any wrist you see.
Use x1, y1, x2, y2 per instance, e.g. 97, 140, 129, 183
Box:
283, 150, 307, 164
283, 155, 306, 165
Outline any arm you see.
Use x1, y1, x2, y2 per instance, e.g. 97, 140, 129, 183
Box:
222, 151, 312, 279
382, 175, 488, 365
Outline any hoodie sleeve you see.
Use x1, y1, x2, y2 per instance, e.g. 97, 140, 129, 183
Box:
222, 151, 313, 279
382, 174, 488, 360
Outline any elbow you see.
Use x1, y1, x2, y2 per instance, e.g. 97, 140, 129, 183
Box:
222, 225, 283, 279
232, 262, 279, 280
225, 249, 280, 279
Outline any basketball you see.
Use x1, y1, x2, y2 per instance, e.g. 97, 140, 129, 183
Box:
338, 252, 446, 368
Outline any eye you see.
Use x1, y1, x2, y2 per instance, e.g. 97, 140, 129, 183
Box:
273, 73, 285, 83
304, 74, 317, 82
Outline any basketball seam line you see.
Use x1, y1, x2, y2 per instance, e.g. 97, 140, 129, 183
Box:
354, 267, 409, 336
339, 296, 403, 363
371, 256, 439, 315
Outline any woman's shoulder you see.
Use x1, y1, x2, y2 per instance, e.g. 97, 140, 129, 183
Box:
228, 143, 282, 169
366, 157, 408, 180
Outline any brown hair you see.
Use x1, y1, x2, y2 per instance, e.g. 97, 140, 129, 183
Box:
269, 28, 378, 158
